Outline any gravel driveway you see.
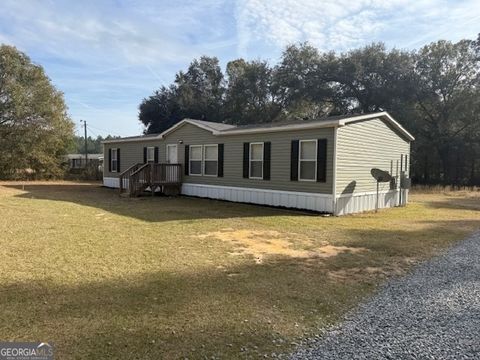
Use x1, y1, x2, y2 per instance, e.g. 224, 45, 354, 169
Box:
290, 232, 480, 359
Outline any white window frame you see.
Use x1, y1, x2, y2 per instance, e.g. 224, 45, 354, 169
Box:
203, 144, 218, 177
298, 140, 317, 182
111, 148, 118, 173
166, 144, 178, 164
189, 145, 203, 176
146, 146, 155, 162
249, 142, 264, 180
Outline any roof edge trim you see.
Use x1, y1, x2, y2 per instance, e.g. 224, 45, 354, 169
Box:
102, 112, 414, 144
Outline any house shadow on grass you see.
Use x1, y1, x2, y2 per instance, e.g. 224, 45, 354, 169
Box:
4, 183, 312, 222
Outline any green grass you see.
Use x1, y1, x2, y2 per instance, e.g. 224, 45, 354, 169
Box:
0, 182, 479, 359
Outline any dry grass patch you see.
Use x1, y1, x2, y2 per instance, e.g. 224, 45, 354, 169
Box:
196, 228, 367, 264
0, 182, 479, 359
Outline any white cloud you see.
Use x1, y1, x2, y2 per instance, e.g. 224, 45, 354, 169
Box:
234, 0, 480, 56
235, 0, 391, 55
0, 0, 233, 67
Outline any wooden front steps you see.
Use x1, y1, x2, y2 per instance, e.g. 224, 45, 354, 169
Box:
119, 163, 182, 197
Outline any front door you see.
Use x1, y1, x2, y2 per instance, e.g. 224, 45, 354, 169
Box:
167, 144, 178, 164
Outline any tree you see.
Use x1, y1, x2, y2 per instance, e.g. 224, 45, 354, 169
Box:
330, 43, 416, 117
411, 39, 480, 184
0, 45, 74, 179
139, 57, 225, 134
139, 85, 182, 134
70, 135, 118, 154
224, 59, 281, 124
175, 56, 224, 122
274, 43, 335, 120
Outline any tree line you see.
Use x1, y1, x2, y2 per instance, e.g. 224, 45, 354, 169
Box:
140, 36, 480, 186
71, 135, 119, 155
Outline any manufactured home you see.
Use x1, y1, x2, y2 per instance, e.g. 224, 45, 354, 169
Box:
102, 112, 414, 215
66, 153, 103, 170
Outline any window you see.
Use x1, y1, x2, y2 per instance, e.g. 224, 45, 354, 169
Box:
249, 142, 264, 179
147, 147, 155, 162
203, 144, 218, 176
189, 145, 202, 175
166, 144, 177, 164
72, 158, 82, 168
299, 140, 316, 181
111, 148, 118, 172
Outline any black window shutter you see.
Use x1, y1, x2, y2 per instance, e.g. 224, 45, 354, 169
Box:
263, 142, 271, 180
317, 139, 327, 182
290, 140, 299, 181
243, 143, 249, 178
117, 148, 121, 172
154, 146, 159, 163
184, 145, 190, 175
143, 147, 147, 163
218, 144, 224, 177
108, 148, 112, 172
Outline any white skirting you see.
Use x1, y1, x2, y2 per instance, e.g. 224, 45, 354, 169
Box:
103, 177, 120, 188
335, 189, 408, 215
181, 183, 333, 213
104, 177, 408, 215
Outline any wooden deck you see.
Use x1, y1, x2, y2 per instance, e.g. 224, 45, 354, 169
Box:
119, 163, 182, 197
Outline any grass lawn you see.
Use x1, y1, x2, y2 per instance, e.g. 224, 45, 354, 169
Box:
0, 182, 479, 359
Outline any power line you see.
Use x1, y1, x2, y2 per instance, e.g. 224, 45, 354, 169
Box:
86, 126, 99, 138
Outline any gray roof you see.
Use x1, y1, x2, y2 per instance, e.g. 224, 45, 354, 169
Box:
184, 119, 237, 132
108, 133, 159, 141
110, 115, 359, 138
102, 112, 414, 143
219, 113, 369, 132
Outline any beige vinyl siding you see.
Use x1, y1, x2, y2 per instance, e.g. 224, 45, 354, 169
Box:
103, 140, 162, 177
162, 123, 334, 194
335, 118, 411, 195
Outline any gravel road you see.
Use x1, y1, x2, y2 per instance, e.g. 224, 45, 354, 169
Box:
290, 232, 480, 359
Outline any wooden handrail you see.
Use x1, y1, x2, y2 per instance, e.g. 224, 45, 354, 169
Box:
130, 163, 150, 177
129, 163, 151, 197
119, 163, 182, 197
119, 163, 141, 177
119, 163, 142, 194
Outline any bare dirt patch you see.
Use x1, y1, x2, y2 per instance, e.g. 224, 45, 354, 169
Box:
196, 228, 367, 264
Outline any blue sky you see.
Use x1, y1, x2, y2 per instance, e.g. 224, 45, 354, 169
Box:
0, 0, 479, 137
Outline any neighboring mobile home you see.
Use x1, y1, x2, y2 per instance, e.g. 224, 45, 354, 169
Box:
102, 112, 414, 215
66, 153, 103, 170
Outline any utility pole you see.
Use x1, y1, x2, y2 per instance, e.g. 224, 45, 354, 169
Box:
81, 120, 88, 167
